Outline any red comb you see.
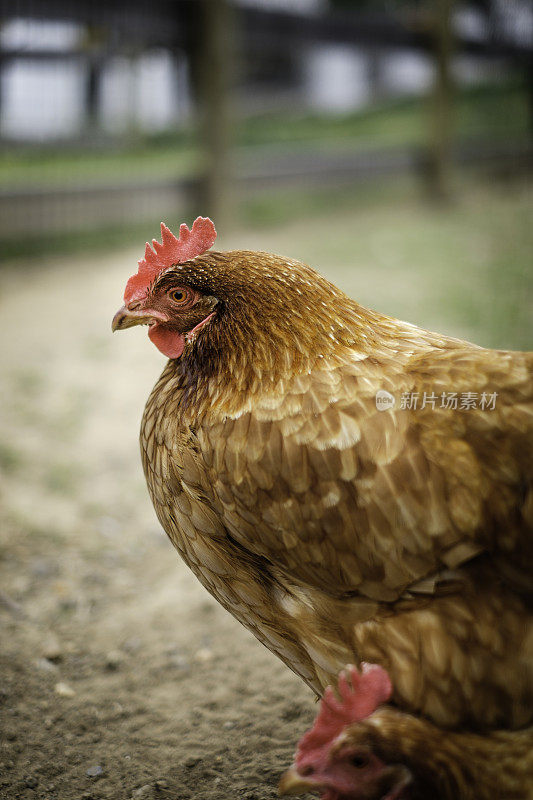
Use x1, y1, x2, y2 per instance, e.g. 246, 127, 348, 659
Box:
296, 664, 392, 765
124, 216, 217, 304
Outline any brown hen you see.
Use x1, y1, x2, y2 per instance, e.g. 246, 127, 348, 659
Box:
112, 217, 532, 732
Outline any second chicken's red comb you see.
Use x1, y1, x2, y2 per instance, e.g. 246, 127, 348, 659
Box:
296, 663, 392, 758
124, 216, 217, 304
323, 664, 392, 728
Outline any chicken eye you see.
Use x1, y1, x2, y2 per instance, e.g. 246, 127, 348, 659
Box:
169, 288, 189, 305
350, 755, 370, 769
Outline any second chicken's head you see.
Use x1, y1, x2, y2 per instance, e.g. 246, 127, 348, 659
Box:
279, 665, 411, 800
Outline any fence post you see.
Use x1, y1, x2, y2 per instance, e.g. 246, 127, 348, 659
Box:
194, 0, 236, 230
426, 0, 455, 201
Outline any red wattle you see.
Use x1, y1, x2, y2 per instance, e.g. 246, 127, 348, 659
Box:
148, 325, 185, 359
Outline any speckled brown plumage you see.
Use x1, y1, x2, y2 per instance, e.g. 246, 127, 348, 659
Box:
128, 249, 532, 732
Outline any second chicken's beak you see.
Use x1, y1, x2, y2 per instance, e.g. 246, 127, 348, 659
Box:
278, 767, 316, 796
112, 305, 166, 332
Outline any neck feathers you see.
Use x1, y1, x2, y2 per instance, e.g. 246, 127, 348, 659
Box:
158, 249, 445, 422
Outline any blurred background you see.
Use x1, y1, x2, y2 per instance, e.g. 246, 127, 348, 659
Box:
0, 1, 532, 293
0, 3, 532, 799
1, 0, 532, 347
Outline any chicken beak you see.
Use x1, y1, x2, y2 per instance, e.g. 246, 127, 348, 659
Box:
278, 767, 316, 796
112, 306, 129, 331
112, 305, 166, 332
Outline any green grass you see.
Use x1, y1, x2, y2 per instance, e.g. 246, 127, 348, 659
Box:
241, 176, 418, 228
0, 140, 200, 189
446, 189, 533, 350
0, 81, 527, 189
240, 81, 528, 149
0, 442, 22, 475
322, 180, 532, 351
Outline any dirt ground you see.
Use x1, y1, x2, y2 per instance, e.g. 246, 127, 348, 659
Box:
1, 186, 531, 800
